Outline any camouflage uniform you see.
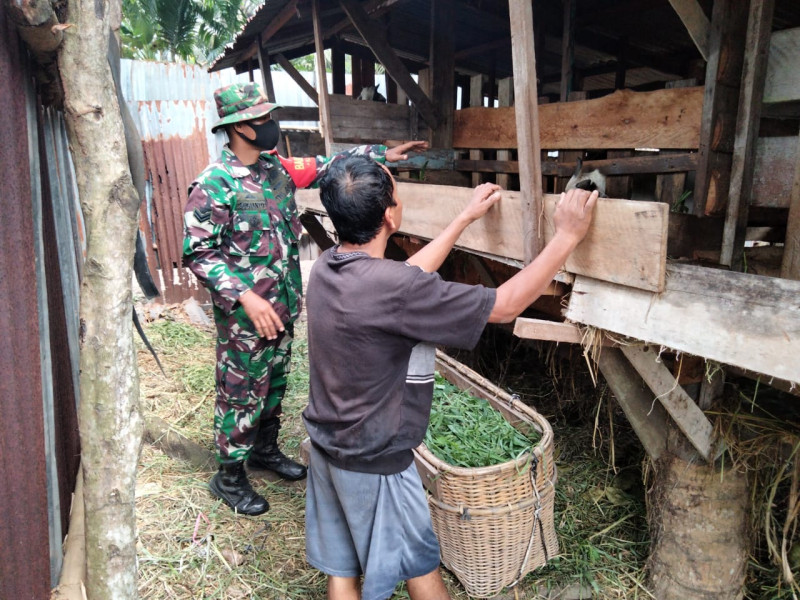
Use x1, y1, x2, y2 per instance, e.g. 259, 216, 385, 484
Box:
183, 143, 387, 462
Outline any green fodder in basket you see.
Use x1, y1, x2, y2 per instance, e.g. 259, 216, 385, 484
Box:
424, 373, 540, 468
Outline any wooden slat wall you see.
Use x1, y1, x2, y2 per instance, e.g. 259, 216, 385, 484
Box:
453, 87, 705, 150
328, 94, 417, 143
297, 180, 668, 292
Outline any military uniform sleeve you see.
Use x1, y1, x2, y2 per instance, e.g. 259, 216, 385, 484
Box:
277, 144, 388, 189
182, 180, 251, 313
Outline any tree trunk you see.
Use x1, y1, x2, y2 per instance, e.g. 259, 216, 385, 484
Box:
647, 451, 749, 599
58, 0, 143, 598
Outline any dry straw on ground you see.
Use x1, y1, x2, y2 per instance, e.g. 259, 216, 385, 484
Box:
135, 301, 656, 599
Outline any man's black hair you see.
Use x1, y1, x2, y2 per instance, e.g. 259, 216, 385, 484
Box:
319, 155, 396, 245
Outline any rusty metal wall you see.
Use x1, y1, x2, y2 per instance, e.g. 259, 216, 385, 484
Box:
120, 60, 250, 304
119, 60, 323, 304
0, 5, 53, 598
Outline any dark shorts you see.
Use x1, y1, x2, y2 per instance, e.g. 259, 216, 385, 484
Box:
305, 444, 442, 600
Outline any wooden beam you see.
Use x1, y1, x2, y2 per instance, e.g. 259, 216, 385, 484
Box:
339, 0, 439, 129
239, 0, 299, 63
257, 42, 276, 103
275, 53, 319, 104
598, 348, 668, 460
509, 0, 544, 263
693, 0, 749, 216
296, 182, 669, 292
429, 0, 454, 148
668, 0, 710, 61
781, 131, 800, 280
565, 263, 800, 385
455, 152, 698, 177
513, 318, 616, 346
721, 0, 775, 269
453, 87, 704, 150
621, 345, 715, 461
312, 0, 332, 154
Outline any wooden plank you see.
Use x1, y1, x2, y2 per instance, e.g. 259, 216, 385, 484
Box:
329, 94, 411, 120
781, 132, 800, 280
297, 182, 668, 292
621, 345, 714, 461
509, 0, 544, 263
693, 0, 749, 216
311, 0, 332, 155
751, 135, 799, 208
764, 28, 800, 105
598, 348, 668, 460
456, 152, 698, 177
721, 0, 775, 269
513, 318, 617, 346
339, 0, 439, 129
273, 106, 319, 121
453, 87, 704, 150
668, 0, 710, 61
565, 263, 800, 385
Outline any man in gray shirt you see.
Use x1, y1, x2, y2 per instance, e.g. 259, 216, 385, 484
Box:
303, 155, 597, 600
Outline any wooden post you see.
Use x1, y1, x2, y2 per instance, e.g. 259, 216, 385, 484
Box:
312, 0, 333, 155
331, 39, 346, 95
560, 0, 576, 102
430, 0, 455, 148
469, 74, 484, 187
351, 54, 362, 97
693, 0, 749, 217
257, 41, 287, 155
497, 77, 514, 189
657, 79, 697, 209
721, 0, 775, 269
781, 132, 800, 280
509, 0, 545, 263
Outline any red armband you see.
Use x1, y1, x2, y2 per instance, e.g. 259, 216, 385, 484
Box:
278, 155, 318, 188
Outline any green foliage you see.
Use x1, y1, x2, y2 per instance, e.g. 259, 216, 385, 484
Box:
424, 373, 540, 468
121, 0, 260, 64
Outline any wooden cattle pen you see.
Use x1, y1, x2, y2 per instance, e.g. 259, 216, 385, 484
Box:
210, 0, 800, 597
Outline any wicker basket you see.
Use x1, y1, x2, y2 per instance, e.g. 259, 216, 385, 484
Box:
413, 351, 558, 598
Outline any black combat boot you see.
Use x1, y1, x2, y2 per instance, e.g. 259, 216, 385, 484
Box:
247, 417, 307, 481
209, 461, 269, 516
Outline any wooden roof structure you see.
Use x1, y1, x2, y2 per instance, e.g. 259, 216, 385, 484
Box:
211, 0, 800, 463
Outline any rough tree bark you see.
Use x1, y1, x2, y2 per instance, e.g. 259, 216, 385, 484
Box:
57, 0, 143, 597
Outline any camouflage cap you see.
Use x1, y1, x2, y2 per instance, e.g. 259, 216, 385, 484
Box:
211, 82, 281, 133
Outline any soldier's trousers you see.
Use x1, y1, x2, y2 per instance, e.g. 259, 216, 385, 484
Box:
212, 304, 294, 463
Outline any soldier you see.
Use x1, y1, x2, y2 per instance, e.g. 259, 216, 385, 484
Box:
183, 82, 426, 516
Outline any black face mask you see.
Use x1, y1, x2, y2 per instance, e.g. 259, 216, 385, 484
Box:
239, 118, 281, 150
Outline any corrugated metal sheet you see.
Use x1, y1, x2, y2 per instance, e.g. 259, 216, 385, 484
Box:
0, 4, 55, 597
120, 59, 322, 304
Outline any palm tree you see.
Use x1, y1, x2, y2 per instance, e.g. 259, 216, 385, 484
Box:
121, 0, 260, 64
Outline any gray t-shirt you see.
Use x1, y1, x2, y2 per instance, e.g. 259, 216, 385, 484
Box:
302, 247, 496, 475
